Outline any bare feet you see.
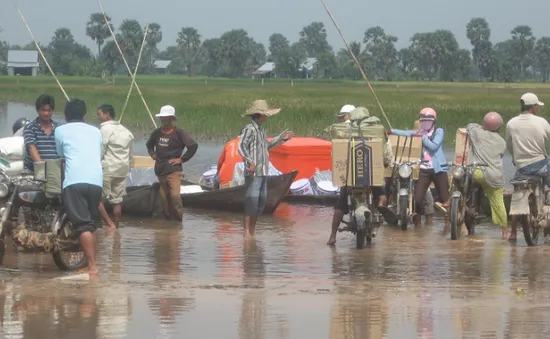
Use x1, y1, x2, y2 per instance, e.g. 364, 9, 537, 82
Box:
502, 228, 508, 240
509, 231, 517, 241
327, 237, 336, 246
425, 215, 434, 225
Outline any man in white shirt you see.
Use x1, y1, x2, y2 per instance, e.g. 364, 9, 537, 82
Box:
96, 104, 134, 230
505, 92, 550, 240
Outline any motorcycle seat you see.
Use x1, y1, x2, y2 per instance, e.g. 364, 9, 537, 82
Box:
510, 176, 543, 185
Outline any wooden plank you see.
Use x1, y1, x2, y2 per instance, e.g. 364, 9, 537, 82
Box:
132, 155, 155, 168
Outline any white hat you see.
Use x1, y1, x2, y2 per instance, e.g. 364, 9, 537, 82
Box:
156, 105, 177, 118
335, 104, 355, 117
521, 93, 544, 106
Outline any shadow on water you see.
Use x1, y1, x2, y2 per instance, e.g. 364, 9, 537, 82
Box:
2, 101, 550, 338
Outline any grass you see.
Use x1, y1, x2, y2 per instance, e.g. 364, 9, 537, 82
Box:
0, 75, 549, 142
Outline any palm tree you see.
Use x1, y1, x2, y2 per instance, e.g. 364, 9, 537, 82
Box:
86, 13, 113, 55
177, 27, 201, 77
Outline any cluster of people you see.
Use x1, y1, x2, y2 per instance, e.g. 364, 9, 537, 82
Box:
5, 90, 546, 272
5, 94, 202, 276
327, 92, 549, 245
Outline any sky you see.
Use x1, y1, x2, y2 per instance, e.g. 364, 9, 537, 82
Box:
1, 0, 550, 54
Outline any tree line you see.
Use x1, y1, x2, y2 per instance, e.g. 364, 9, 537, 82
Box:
1, 15, 550, 82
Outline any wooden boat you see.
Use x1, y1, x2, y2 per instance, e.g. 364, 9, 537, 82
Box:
179, 170, 298, 214
110, 170, 298, 217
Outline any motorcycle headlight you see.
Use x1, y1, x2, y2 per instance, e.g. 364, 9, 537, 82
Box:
398, 164, 412, 179
452, 167, 465, 180
0, 183, 9, 198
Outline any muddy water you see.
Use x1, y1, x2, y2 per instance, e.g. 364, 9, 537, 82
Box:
1, 101, 549, 338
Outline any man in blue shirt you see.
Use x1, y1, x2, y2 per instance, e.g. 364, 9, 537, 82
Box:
55, 99, 103, 277
23, 94, 61, 171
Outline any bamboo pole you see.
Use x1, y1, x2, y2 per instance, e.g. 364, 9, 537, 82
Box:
96, 0, 157, 128
319, 0, 392, 129
16, 6, 70, 101
119, 24, 149, 123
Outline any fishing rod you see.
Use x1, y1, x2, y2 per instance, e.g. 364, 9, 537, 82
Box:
15, 5, 70, 102
119, 24, 149, 124
319, 0, 392, 129
96, 0, 157, 128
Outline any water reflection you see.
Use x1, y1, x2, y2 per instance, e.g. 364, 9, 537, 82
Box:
239, 240, 266, 339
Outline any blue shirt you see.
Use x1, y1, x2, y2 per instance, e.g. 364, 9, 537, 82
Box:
55, 122, 103, 189
23, 118, 61, 171
391, 128, 448, 173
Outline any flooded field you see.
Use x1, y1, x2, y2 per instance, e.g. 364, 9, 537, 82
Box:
1, 101, 549, 339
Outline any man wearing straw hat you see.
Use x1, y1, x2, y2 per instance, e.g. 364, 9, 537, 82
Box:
146, 105, 198, 221
238, 99, 293, 238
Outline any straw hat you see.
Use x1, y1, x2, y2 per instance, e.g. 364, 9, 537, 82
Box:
242, 100, 281, 117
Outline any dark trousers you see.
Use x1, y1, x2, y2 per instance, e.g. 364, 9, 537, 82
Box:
414, 169, 449, 215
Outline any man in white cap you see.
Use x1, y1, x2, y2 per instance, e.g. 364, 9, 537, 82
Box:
238, 99, 293, 238
506, 92, 550, 240
335, 104, 355, 123
146, 105, 198, 221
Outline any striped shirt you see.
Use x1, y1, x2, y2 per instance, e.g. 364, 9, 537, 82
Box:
23, 118, 61, 171
237, 120, 286, 176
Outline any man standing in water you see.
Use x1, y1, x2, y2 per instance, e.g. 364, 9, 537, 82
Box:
506, 93, 550, 241
96, 104, 134, 230
146, 105, 198, 221
55, 99, 103, 276
23, 94, 61, 171
238, 99, 293, 238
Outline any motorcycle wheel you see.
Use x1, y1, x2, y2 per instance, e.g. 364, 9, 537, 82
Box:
400, 195, 409, 230
522, 194, 539, 246
52, 216, 88, 271
356, 228, 366, 249
450, 196, 461, 240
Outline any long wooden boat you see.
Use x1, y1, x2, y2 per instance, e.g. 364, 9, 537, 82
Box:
110, 171, 298, 217
179, 170, 298, 214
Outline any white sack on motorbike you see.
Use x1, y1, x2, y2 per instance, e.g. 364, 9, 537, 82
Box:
0, 136, 25, 161
0, 160, 23, 176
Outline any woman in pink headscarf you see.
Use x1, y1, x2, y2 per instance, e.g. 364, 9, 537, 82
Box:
390, 108, 450, 227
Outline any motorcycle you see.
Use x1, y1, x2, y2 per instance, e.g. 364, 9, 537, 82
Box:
388, 159, 422, 230
338, 186, 384, 249
448, 161, 488, 240
0, 159, 87, 271
509, 175, 550, 246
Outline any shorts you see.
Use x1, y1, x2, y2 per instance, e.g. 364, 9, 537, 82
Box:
105, 176, 126, 204
63, 183, 102, 236
514, 159, 550, 187
335, 186, 386, 215
244, 176, 268, 216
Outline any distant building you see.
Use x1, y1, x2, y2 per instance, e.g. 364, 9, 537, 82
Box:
252, 58, 317, 79
154, 60, 171, 74
300, 58, 317, 79
252, 62, 275, 79
7, 50, 39, 76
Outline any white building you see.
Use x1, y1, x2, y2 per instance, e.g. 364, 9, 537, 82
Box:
153, 60, 171, 74
7, 50, 39, 76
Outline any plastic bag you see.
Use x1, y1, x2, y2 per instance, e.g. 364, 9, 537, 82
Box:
0, 136, 25, 161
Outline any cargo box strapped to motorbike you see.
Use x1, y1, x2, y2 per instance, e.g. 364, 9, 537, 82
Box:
33, 159, 65, 196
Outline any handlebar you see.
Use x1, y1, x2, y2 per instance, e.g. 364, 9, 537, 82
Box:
391, 160, 426, 166
447, 162, 488, 168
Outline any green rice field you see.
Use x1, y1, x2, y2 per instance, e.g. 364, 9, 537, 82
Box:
1, 75, 549, 141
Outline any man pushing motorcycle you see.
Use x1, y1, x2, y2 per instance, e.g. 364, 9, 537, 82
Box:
326, 105, 394, 246
505, 92, 550, 241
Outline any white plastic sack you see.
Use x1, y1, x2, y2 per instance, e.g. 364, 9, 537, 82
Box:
0, 136, 25, 161
230, 162, 282, 187
0, 160, 24, 177
180, 185, 204, 194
